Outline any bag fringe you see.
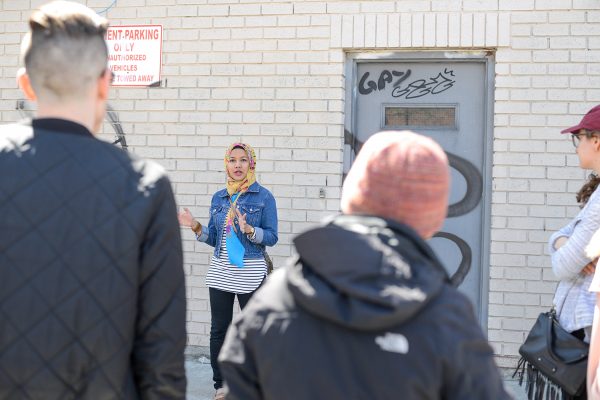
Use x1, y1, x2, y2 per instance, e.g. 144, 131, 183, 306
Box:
512, 357, 579, 400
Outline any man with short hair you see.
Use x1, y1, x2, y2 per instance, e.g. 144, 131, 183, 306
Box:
0, 2, 186, 398
219, 131, 509, 399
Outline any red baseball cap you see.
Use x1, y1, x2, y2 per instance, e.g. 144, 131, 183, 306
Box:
561, 105, 600, 133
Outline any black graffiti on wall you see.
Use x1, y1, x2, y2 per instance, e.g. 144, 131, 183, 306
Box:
358, 68, 456, 99
431, 152, 483, 287
16, 100, 128, 151
345, 131, 482, 287
358, 69, 412, 95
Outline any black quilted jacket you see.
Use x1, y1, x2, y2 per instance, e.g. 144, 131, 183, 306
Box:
0, 119, 186, 399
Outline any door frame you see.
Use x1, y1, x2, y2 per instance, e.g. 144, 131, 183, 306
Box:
343, 51, 495, 331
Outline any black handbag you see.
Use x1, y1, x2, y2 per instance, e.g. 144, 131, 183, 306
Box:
263, 249, 273, 274
513, 307, 589, 399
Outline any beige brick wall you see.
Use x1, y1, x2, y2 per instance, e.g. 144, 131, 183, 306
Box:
3, 0, 600, 368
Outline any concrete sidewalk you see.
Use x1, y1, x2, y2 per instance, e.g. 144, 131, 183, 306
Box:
186, 356, 527, 400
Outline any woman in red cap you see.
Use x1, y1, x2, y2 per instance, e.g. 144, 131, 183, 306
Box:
549, 105, 600, 399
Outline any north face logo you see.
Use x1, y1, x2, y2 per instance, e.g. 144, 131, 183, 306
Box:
375, 333, 409, 354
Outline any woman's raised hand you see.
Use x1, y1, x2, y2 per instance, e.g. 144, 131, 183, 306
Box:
177, 207, 194, 227
235, 208, 250, 234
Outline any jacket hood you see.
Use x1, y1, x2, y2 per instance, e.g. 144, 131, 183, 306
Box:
286, 214, 449, 331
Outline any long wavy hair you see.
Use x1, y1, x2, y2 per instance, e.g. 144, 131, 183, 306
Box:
577, 173, 600, 207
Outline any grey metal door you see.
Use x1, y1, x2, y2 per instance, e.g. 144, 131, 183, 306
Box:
345, 55, 493, 325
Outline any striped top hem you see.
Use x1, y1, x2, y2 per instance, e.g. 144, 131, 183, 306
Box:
206, 228, 267, 294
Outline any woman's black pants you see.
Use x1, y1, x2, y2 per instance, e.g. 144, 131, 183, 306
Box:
209, 287, 257, 390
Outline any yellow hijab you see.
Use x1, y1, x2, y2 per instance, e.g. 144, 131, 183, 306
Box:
224, 143, 257, 196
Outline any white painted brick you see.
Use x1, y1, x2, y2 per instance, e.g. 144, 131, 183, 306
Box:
245, 16, 277, 27
387, 14, 400, 47
472, 13, 485, 46
275, 112, 308, 123
507, 194, 544, 209
262, 3, 293, 15
506, 216, 544, 230
511, 24, 531, 36
545, 141, 571, 155
531, 75, 569, 88
548, 166, 588, 179
529, 180, 567, 192
310, 14, 331, 26
364, 14, 376, 47
448, 13, 460, 46
509, 114, 546, 126
494, 204, 529, 216
361, 1, 396, 13
494, 152, 529, 165
389, 1, 430, 12
431, 0, 460, 11
195, 4, 228, 16
496, 49, 532, 62
494, 100, 530, 112
547, 193, 577, 206
278, 15, 310, 27
490, 279, 526, 293
294, 51, 330, 63
493, 178, 528, 191
435, 13, 448, 47
513, 35, 549, 50
411, 13, 424, 46
400, 13, 412, 47
460, 0, 497, 11
423, 13, 435, 47
230, 4, 260, 15
460, 13, 473, 46
137, 6, 167, 17
295, 2, 327, 14
331, 15, 342, 47
504, 292, 540, 306
327, 2, 360, 14
510, 63, 547, 75
572, 50, 600, 62
351, 15, 365, 48
549, 36, 587, 50
509, 88, 546, 101
548, 88, 585, 101
491, 229, 528, 242
490, 254, 527, 268
376, 14, 388, 47
530, 153, 566, 166
547, 10, 585, 23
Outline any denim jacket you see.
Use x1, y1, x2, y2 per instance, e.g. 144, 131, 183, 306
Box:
197, 181, 278, 258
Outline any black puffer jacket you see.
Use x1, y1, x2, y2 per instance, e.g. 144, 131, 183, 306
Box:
0, 120, 186, 399
220, 214, 509, 400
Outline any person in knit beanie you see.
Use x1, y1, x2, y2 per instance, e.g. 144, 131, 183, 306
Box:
219, 130, 509, 400
341, 130, 450, 239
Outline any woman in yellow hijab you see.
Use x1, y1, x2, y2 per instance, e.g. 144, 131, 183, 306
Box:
178, 143, 278, 400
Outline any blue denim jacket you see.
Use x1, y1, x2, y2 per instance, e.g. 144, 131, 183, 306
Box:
197, 182, 278, 258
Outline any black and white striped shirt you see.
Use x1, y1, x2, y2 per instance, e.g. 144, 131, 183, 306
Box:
206, 226, 267, 294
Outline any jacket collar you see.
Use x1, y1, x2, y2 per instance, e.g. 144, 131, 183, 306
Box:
30, 118, 93, 138
218, 181, 260, 197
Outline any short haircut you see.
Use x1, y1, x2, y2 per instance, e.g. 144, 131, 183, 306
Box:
20, 1, 109, 102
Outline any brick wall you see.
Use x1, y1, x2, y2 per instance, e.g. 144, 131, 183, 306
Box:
2, 0, 600, 368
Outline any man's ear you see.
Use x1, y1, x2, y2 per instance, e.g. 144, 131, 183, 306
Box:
17, 68, 37, 101
97, 68, 110, 102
